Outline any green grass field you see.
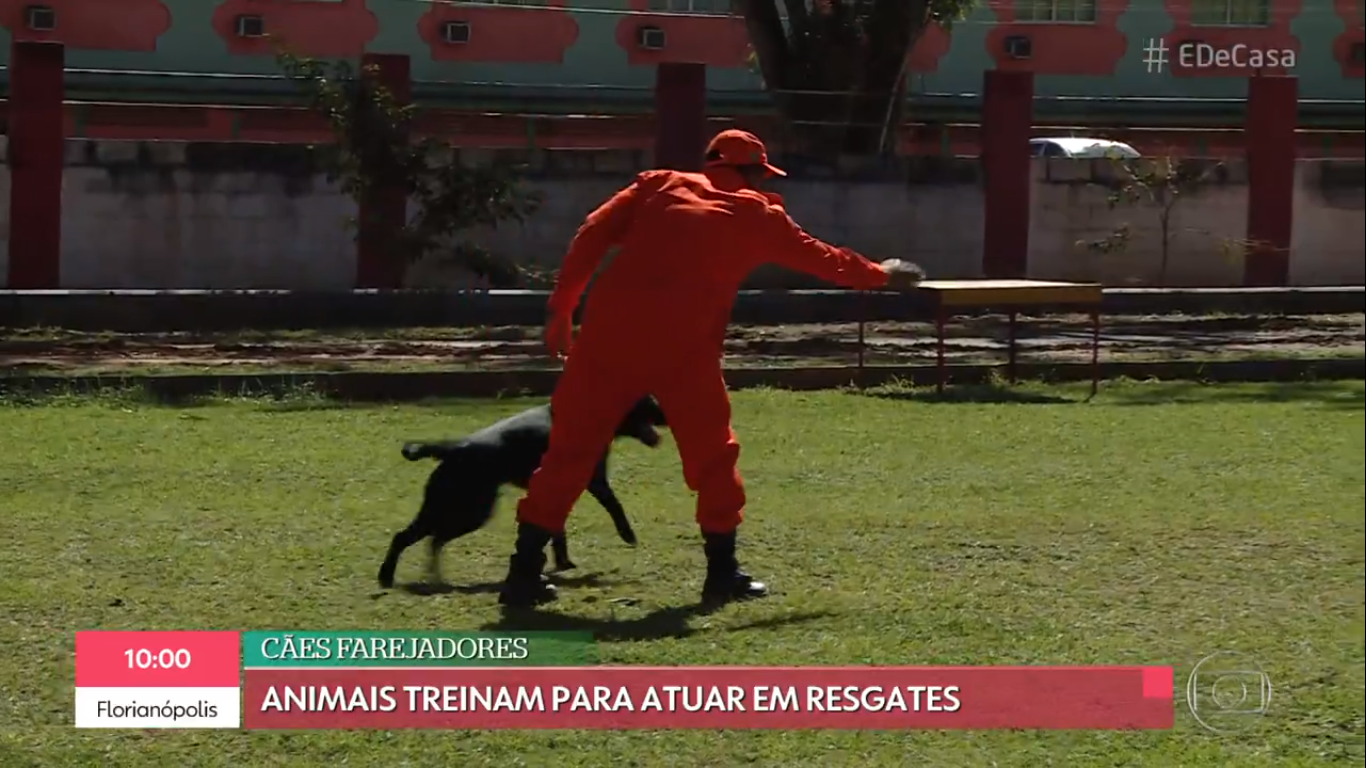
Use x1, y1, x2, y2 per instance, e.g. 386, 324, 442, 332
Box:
1, 381, 1362, 766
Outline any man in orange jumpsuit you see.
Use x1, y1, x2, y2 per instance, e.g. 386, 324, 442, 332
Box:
500, 129, 923, 608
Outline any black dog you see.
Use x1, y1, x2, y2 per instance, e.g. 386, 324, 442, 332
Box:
377, 396, 668, 588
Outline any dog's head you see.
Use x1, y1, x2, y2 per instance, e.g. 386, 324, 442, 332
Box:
616, 395, 668, 448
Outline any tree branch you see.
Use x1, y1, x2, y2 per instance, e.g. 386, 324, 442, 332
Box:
1075, 152, 1230, 286
737, 0, 790, 92
274, 45, 541, 287
739, 0, 976, 154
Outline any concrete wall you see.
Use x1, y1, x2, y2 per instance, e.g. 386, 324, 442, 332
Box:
1290, 162, 1366, 286
1028, 158, 1250, 287
0, 141, 1362, 289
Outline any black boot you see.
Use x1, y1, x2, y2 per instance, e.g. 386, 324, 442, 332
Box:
498, 523, 558, 608
701, 531, 769, 606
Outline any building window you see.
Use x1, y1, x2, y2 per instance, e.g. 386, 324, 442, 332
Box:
1015, 0, 1097, 22
647, 0, 736, 15
1189, 0, 1271, 26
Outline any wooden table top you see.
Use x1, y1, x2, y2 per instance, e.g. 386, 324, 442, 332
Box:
916, 279, 1104, 307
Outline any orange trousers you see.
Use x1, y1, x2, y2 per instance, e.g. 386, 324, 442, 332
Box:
515, 344, 745, 536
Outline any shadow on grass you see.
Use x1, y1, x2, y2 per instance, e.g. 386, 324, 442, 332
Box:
1101, 381, 1365, 409
0, 381, 202, 408
378, 572, 637, 599
849, 380, 1365, 409
853, 384, 1076, 405
0, 378, 329, 409
482, 604, 835, 642
8, 375, 1361, 412
0, 379, 546, 412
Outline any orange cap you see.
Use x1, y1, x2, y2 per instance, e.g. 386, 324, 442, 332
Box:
704, 129, 786, 177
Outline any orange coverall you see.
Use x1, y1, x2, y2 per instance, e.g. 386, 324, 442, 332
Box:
516, 164, 891, 537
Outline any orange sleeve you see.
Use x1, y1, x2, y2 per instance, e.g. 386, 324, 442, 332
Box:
758, 208, 890, 290
547, 173, 652, 316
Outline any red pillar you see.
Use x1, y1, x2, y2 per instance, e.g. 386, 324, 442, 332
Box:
7, 40, 65, 289
355, 53, 412, 289
1243, 75, 1296, 286
980, 70, 1034, 279
654, 63, 707, 171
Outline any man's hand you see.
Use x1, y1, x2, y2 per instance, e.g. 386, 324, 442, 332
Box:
879, 258, 926, 291
545, 312, 575, 358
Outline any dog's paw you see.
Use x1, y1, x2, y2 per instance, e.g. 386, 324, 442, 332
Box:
619, 529, 638, 546
551, 561, 578, 573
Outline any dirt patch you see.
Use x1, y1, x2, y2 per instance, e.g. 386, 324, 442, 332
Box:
3, 313, 1362, 376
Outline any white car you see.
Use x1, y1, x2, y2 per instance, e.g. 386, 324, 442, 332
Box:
1029, 137, 1141, 159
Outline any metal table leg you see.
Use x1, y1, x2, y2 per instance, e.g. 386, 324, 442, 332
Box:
1090, 308, 1101, 398
935, 306, 947, 394
1007, 310, 1018, 384
857, 291, 866, 377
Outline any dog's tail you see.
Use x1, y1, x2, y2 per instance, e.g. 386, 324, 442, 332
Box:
401, 441, 461, 462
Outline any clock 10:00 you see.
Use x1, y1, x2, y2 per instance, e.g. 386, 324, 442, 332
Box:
125, 648, 192, 669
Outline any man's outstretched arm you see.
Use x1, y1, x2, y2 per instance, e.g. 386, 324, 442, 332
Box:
547, 172, 654, 317
760, 208, 893, 291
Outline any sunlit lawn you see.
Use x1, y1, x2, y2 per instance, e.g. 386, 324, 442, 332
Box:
1, 381, 1362, 766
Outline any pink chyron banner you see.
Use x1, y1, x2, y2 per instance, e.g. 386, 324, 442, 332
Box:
243, 666, 1175, 729
74, 631, 242, 728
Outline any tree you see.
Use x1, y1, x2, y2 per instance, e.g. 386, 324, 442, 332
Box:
274, 48, 543, 288
1077, 153, 1254, 286
738, 0, 976, 156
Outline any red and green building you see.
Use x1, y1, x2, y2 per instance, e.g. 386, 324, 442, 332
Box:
1, 0, 1362, 154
